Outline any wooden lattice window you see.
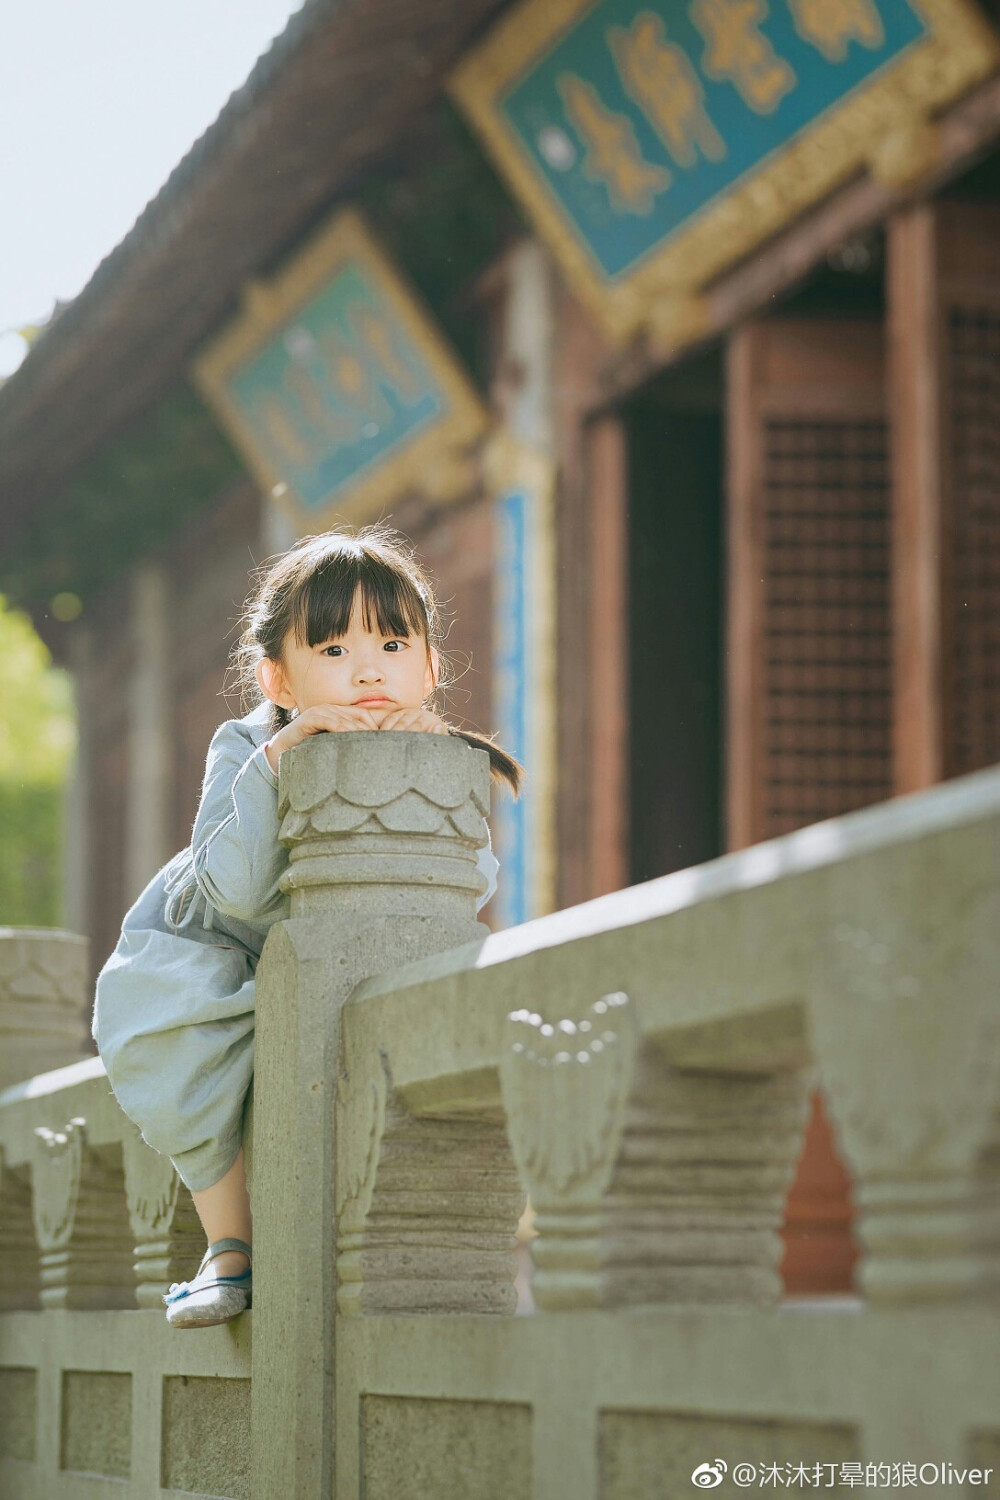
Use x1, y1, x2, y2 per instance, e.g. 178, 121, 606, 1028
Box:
760, 416, 892, 835
946, 305, 1000, 776
728, 319, 891, 847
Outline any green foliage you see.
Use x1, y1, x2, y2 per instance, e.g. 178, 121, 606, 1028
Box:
0, 784, 65, 927
0, 598, 75, 926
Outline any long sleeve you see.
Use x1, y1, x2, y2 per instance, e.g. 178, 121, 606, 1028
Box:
189, 722, 286, 923
475, 827, 499, 912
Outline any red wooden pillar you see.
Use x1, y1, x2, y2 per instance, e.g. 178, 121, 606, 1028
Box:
552, 285, 628, 908
889, 200, 1000, 790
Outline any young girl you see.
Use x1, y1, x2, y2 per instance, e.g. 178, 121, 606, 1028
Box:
93, 524, 521, 1329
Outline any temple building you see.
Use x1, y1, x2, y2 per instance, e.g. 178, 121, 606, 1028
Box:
1, 0, 998, 1294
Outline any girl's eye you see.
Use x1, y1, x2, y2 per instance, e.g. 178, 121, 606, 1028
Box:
383, 640, 406, 653
322, 645, 345, 657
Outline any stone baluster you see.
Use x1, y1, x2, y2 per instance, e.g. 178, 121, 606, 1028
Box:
0, 930, 90, 1091
807, 811, 1000, 1305
0, 1144, 40, 1310
335, 1029, 522, 1316
31, 1116, 135, 1309
122, 1124, 204, 1307
251, 732, 510, 1500
501, 993, 814, 1310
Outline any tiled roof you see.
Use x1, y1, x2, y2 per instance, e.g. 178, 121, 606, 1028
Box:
0, 0, 508, 535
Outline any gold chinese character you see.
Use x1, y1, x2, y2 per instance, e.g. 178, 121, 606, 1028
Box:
316, 327, 391, 433
608, 11, 726, 170
285, 358, 360, 444
354, 309, 423, 403
254, 393, 313, 468
690, 0, 796, 114
557, 73, 672, 214
786, 0, 884, 61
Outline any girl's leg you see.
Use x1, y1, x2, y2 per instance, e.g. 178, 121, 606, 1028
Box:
189, 1148, 252, 1278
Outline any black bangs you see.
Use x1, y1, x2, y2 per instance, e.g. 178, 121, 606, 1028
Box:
293, 549, 430, 648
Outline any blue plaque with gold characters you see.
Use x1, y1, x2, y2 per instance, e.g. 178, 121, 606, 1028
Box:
452, 0, 999, 345
193, 209, 487, 527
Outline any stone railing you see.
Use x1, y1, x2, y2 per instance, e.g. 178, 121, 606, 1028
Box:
0, 932, 250, 1498
1, 737, 998, 1499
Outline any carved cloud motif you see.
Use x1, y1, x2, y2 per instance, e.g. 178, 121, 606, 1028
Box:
280, 734, 491, 844
123, 1124, 180, 1241
335, 1041, 389, 1229
500, 993, 637, 1203
31, 1117, 86, 1251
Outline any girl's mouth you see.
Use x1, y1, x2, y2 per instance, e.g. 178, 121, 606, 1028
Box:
355, 696, 393, 705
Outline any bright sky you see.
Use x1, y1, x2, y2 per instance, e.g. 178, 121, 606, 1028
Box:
0, 0, 305, 377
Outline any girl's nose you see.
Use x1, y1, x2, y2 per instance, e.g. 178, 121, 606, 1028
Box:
354, 656, 385, 683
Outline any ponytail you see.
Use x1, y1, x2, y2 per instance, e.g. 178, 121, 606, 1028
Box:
447, 727, 523, 797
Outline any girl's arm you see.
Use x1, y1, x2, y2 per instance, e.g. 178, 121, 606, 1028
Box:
190, 722, 286, 922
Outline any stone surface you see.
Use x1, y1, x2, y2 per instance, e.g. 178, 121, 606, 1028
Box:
0, 1149, 40, 1311
162, 1374, 251, 1500
337, 1098, 523, 1316
361, 1394, 532, 1499
599, 1409, 859, 1498
60, 1369, 131, 1478
967, 1430, 1000, 1478
0, 930, 90, 1091
0, 1365, 36, 1460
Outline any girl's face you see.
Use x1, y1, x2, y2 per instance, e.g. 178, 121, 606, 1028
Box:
256, 591, 437, 718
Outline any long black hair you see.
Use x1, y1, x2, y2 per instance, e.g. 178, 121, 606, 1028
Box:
231, 523, 522, 794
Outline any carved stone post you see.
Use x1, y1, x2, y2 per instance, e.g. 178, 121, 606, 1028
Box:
0, 930, 90, 1090
501, 993, 814, 1309
251, 732, 495, 1500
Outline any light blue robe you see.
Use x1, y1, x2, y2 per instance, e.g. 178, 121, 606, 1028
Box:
92, 703, 498, 1191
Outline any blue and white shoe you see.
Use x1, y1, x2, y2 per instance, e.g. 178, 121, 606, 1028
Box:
164, 1238, 252, 1328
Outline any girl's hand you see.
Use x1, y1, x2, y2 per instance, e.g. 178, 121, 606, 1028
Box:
264, 703, 383, 773
376, 707, 451, 735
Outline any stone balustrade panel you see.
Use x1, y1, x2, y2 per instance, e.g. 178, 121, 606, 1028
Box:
0, 1059, 206, 1310
339, 763, 1000, 1317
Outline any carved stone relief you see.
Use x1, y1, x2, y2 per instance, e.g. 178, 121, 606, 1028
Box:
123, 1124, 204, 1307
